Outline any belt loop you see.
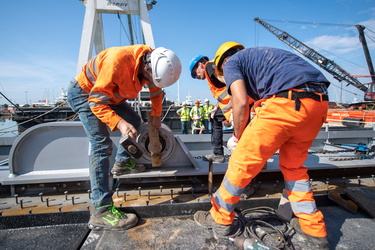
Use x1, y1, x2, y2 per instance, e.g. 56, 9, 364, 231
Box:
295, 98, 301, 111
316, 92, 323, 102
253, 100, 262, 109
288, 90, 292, 100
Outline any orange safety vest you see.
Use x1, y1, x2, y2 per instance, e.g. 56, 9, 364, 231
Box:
76, 45, 163, 131
204, 61, 232, 120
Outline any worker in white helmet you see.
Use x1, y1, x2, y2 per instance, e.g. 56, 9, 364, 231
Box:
67, 45, 181, 231
176, 102, 191, 134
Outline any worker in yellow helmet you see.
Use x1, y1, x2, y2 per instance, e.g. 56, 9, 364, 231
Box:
67, 45, 181, 231
194, 42, 330, 249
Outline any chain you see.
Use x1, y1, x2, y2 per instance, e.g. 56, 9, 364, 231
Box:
328, 157, 361, 161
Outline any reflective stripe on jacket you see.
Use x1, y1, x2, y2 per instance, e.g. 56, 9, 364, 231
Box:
177, 107, 190, 121
192, 121, 204, 134
203, 104, 214, 119
210, 97, 328, 237
76, 45, 163, 131
190, 106, 204, 120
204, 62, 233, 120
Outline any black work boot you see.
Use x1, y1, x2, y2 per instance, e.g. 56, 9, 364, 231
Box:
202, 154, 225, 163
290, 217, 330, 250
194, 210, 242, 238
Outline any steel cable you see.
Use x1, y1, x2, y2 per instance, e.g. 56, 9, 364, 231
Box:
236, 207, 295, 250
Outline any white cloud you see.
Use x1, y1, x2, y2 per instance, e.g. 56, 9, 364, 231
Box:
0, 51, 76, 104
304, 18, 375, 56
359, 18, 375, 29
305, 35, 361, 55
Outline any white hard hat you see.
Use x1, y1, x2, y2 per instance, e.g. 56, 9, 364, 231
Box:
150, 47, 182, 88
205, 99, 209, 102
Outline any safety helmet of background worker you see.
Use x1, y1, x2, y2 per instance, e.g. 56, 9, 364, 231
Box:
214, 41, 244, 76
204, 99, 209, 103
189, 55, 209, 79
150, 47, 182, 88
195, 100, 200, 104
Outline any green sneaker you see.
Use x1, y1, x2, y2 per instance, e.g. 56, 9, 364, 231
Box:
88, 203, 138, 230
290, 218, 330, 250
111, 159, 146, 176
194, 210, 233, 237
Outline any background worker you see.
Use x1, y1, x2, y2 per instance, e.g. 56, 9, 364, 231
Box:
202, 99, 214, 133
67, 45, 181, 231
189, 54, 235, 164
176, 102, 190, 134
192, 118, 205, 134
190, 100, 204, 121
194, 42, 330, 249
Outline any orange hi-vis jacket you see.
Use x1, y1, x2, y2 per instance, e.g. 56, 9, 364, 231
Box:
76, 45, 163, 131
204, 61, 253, 120
204, 62, 232, 120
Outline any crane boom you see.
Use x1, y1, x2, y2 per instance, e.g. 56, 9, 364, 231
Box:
253, 17, 368, 94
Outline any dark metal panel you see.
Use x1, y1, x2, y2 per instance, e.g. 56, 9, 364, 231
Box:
345, 187, 375, 218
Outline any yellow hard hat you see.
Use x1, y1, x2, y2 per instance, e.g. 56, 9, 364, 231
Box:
214, 41, 244, 76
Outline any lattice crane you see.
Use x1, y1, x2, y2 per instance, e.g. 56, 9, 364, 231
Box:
254, 17, 375, 102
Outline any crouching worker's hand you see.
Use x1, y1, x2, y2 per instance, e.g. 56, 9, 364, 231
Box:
227, 134, 239, 152
209, 106, 218, 119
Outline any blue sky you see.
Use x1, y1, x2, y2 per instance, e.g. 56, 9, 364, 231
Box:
0, 0, 374, 105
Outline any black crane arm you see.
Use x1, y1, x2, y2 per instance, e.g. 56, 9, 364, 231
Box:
254, 17, 368, 93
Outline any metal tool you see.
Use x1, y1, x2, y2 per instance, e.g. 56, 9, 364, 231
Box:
326, 142, 374, 159
233, 236, 277, 250
119, 131, 144, 159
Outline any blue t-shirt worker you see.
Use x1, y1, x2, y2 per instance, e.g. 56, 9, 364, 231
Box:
194, 42, 330, 250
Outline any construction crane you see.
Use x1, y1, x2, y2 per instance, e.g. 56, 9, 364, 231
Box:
254, 17, 375, 103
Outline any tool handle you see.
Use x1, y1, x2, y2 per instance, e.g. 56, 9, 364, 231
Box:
128, 131, 135, 138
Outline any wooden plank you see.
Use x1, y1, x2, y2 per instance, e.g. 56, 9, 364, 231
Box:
345, 187, 375, 218
147, 111, 162, 167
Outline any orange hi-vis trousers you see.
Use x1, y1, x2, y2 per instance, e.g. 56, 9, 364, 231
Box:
210, 95, 328, 237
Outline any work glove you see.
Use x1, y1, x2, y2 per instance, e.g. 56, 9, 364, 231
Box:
229, 112, 234, 127
209, 106, 218, 119
227, 134, 239, 152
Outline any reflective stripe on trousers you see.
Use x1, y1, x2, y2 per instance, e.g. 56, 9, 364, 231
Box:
210, 96, 328, 237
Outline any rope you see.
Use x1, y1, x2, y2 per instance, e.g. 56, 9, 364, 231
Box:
161, 104, 173, 122
117, 13, 131, 45
0, 102, 69, 135
329, 157, 362, 161
0, 159, 9, 166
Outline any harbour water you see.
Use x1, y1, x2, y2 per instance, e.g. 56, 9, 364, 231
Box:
0, 117, 18, 138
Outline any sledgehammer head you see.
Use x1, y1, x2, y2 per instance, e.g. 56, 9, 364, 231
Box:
120, 132, 143, 159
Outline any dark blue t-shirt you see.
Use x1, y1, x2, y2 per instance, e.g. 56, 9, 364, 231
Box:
224, 47, 329, 101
